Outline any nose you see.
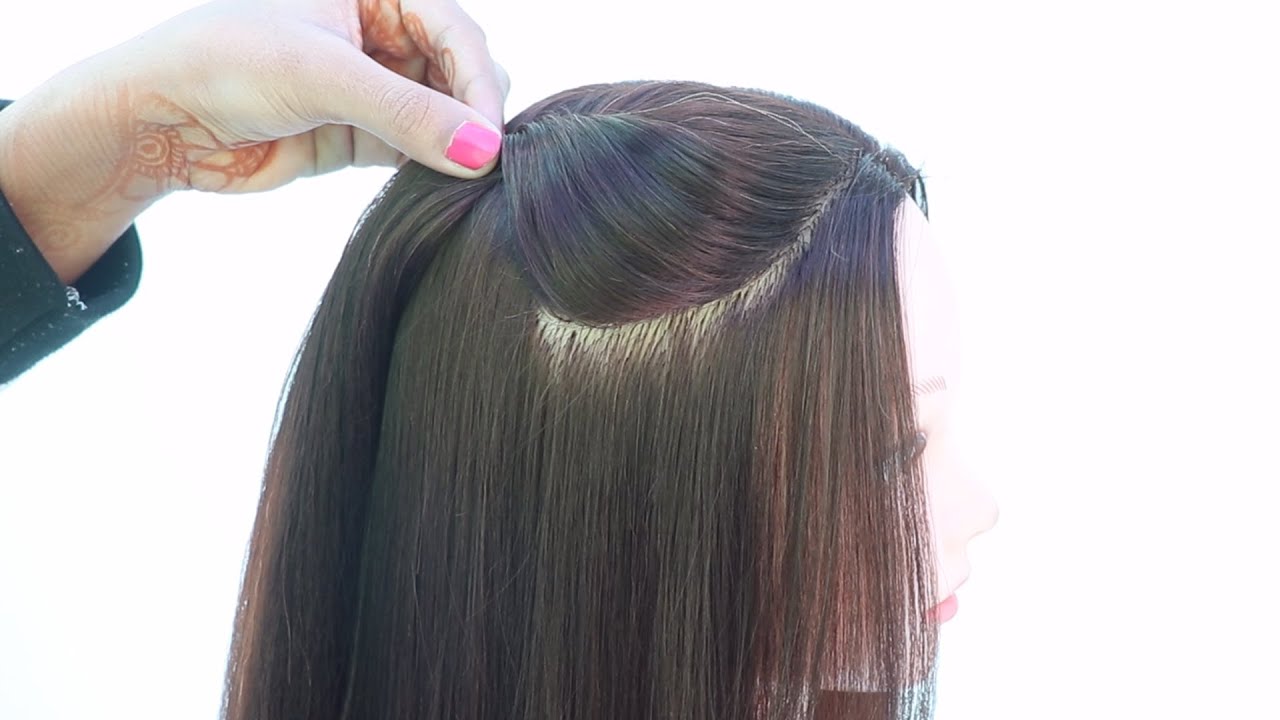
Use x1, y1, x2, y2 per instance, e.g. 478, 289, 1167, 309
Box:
970, 480, 1000, 541
956, 437, 999, 536
981, 492, 999, 535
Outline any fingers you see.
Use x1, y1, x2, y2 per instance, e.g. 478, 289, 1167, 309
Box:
399, 0, 506, 130
495, 61, 512, 101
304, 39, 501, 177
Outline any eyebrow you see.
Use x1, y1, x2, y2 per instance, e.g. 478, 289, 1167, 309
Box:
912, 375, 948, 397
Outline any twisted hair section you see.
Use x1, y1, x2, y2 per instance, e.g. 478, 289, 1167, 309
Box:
499, 82, 925, 371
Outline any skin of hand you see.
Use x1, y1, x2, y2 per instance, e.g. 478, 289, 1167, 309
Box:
0, 0, 511, 284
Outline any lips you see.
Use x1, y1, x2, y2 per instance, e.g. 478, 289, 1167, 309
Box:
930, 594, 959, 623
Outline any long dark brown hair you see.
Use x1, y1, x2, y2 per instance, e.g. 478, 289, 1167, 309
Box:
222, 81, 937, 720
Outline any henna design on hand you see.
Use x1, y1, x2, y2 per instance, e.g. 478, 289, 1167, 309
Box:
401, 13, 456, 92
111, 88, 277, 198
359, 0, 418, 60
358, 0, 456, 94
0, 85, 275, 267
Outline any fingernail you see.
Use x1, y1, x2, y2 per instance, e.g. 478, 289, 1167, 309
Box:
446, 121, 501, 170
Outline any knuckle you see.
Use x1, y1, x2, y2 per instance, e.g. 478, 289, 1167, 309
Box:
453, 73, 479, 103
376, 82, 435, 138
432, 22, 462, 51
436, 18, 486, 52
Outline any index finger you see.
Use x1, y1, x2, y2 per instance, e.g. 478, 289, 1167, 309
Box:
399, 0, 506, 130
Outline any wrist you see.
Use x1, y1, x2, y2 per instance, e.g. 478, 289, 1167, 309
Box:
0, 53, 168, 284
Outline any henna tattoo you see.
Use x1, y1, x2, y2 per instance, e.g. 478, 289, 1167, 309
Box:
369, 50, 423, 82
194, 143, 275, 189
360, 0, 416, 60
357, 2, 457, 94
15, 205, 85, 257
425, 46, 457, 94
122, 123, 191, 196
1, 83, 276, 268
105, 86, 276, 200
401, 13, 456, 93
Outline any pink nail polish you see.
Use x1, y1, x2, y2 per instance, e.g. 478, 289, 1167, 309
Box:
446, 122, 501, 170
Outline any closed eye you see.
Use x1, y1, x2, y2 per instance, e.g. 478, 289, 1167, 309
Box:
906, 430, 928, 462
883, 430, 929, 478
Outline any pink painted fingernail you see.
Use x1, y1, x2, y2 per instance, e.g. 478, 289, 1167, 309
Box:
445, 121, 501, 169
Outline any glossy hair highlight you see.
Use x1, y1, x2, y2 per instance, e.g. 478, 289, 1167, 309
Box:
222, 80, 936, 720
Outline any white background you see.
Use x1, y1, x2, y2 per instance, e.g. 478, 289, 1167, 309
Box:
2, 1, 1277, 718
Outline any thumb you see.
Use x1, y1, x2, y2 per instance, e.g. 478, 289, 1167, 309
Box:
303, 45, 502, 178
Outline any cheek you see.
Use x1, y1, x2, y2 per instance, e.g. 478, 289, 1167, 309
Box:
922, 441, 973, 583
925, 450, 963, 537
926, 453, 957, 543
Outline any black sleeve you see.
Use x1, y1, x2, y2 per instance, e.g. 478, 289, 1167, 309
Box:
0, 98, 143, 385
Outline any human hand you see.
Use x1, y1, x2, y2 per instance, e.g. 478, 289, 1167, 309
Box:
113, 0, 510, 192
0, 0, 509, 281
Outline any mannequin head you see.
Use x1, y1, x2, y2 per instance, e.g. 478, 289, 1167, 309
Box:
223, 81, 996, 720
896, 202, 999, 627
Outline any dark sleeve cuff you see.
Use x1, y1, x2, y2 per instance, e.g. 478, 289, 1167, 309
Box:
0, 99, 143, 384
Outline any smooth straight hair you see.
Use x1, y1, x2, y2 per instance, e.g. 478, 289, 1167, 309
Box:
222, 80, 937, 720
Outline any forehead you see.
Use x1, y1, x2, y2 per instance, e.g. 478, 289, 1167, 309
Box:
894, 201, 960, 391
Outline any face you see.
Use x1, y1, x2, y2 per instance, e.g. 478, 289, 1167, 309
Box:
895, 201, 1000, 624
